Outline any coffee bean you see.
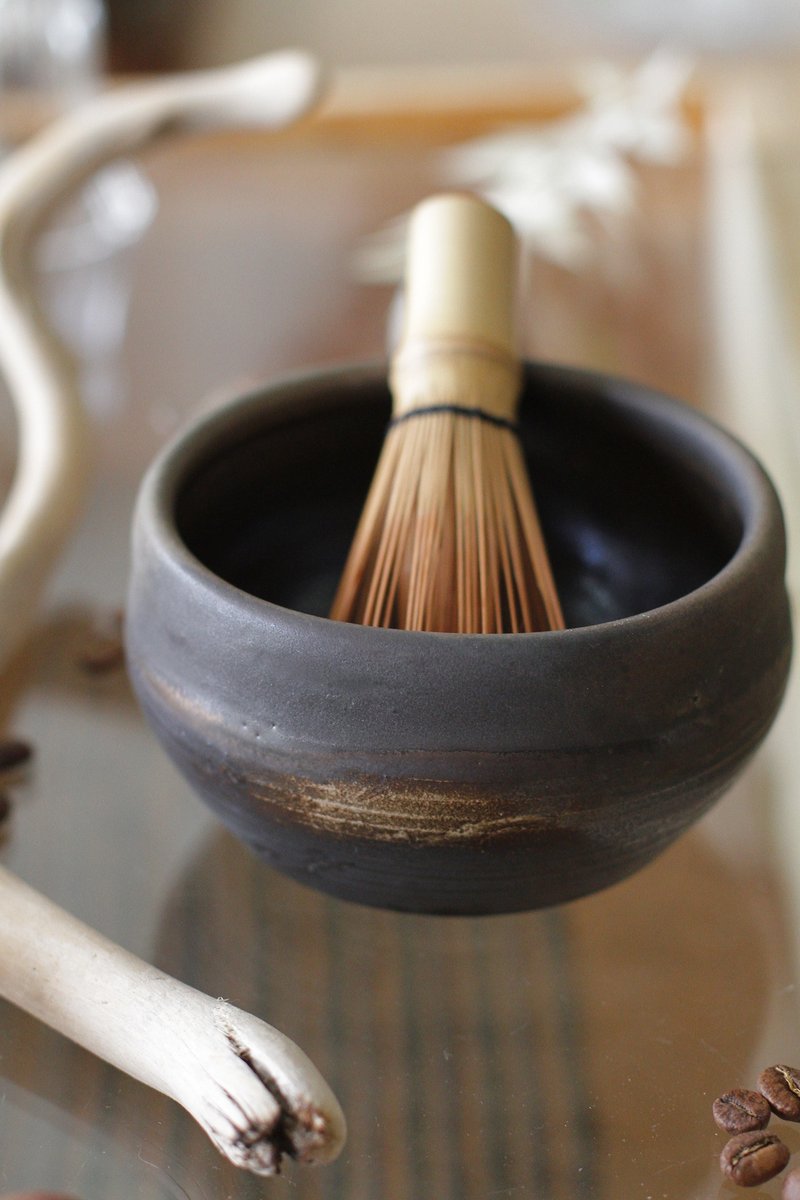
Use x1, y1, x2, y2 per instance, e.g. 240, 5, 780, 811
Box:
720, 1130, 789, 1187
77, 609, 125, 675
783, 1167, 800, 1200
0, 737, 32, 771
759, 1064, 800, 1121
77, 637, 125, 674
713, 1088, 771, 1133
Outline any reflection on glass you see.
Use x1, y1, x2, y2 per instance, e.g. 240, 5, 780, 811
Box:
0, 0, 105, 111
36, 163, 158, 417
0, 0, 158, 418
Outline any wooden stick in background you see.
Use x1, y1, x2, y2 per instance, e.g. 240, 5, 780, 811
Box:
0, 53, 345, 1174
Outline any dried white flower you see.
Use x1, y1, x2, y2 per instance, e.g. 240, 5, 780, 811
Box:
355, 47, 693, 280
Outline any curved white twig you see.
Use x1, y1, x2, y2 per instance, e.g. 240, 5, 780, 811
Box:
0, 52, 347, 1173
0, 49, 322, 667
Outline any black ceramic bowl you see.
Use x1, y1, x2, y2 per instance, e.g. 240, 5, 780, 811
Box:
126, 362, 791, 915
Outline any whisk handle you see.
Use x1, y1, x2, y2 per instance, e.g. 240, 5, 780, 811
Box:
391, 192, 520, 419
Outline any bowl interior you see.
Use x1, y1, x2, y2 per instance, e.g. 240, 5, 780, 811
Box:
175, 368, 743, 628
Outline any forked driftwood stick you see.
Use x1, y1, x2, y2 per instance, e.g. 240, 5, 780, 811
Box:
0, 49, 321, 668
0, 54, 346, 1173
0, 865, 345, 1173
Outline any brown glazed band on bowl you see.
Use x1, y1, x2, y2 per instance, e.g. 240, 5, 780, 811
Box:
126, 362, 791, 915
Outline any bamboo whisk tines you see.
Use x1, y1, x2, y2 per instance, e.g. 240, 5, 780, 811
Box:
330, 193, 564, 634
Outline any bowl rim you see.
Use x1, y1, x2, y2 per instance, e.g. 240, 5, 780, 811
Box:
133, 359, 786, 647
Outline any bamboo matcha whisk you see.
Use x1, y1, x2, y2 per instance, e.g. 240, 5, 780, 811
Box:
331, 192, 564, 634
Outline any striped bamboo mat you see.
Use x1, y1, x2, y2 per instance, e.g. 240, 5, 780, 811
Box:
154, 830, 598, 1200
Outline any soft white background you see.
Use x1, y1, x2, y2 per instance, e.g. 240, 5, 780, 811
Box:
185, 0, 800, 66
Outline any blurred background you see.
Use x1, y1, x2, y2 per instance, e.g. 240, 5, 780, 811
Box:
0, 1, 796, 566
9, 0, 800, 80
1, 0, 797, 590
99, 0, 800, 70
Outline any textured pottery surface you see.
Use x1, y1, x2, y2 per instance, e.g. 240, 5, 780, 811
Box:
126, 362, 792, 914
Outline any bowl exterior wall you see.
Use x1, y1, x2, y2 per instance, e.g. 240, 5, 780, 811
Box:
125, 661, 774, 914
126, 363, 792, 914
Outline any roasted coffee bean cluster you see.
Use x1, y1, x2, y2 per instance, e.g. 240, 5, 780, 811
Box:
714, 1065, 800, 1191
0, 735, 34, 838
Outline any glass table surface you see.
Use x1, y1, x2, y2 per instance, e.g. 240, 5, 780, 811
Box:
0, 80, 798, 1200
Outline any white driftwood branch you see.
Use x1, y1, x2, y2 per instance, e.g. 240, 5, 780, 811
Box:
0, 865, 345, 1173
0, 49, 321, 669
0, 52, 346, 1174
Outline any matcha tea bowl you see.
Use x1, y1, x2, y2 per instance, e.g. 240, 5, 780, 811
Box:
125, 362, 791, 915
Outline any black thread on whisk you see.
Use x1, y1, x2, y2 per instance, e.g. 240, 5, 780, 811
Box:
388, 404, 520, 433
